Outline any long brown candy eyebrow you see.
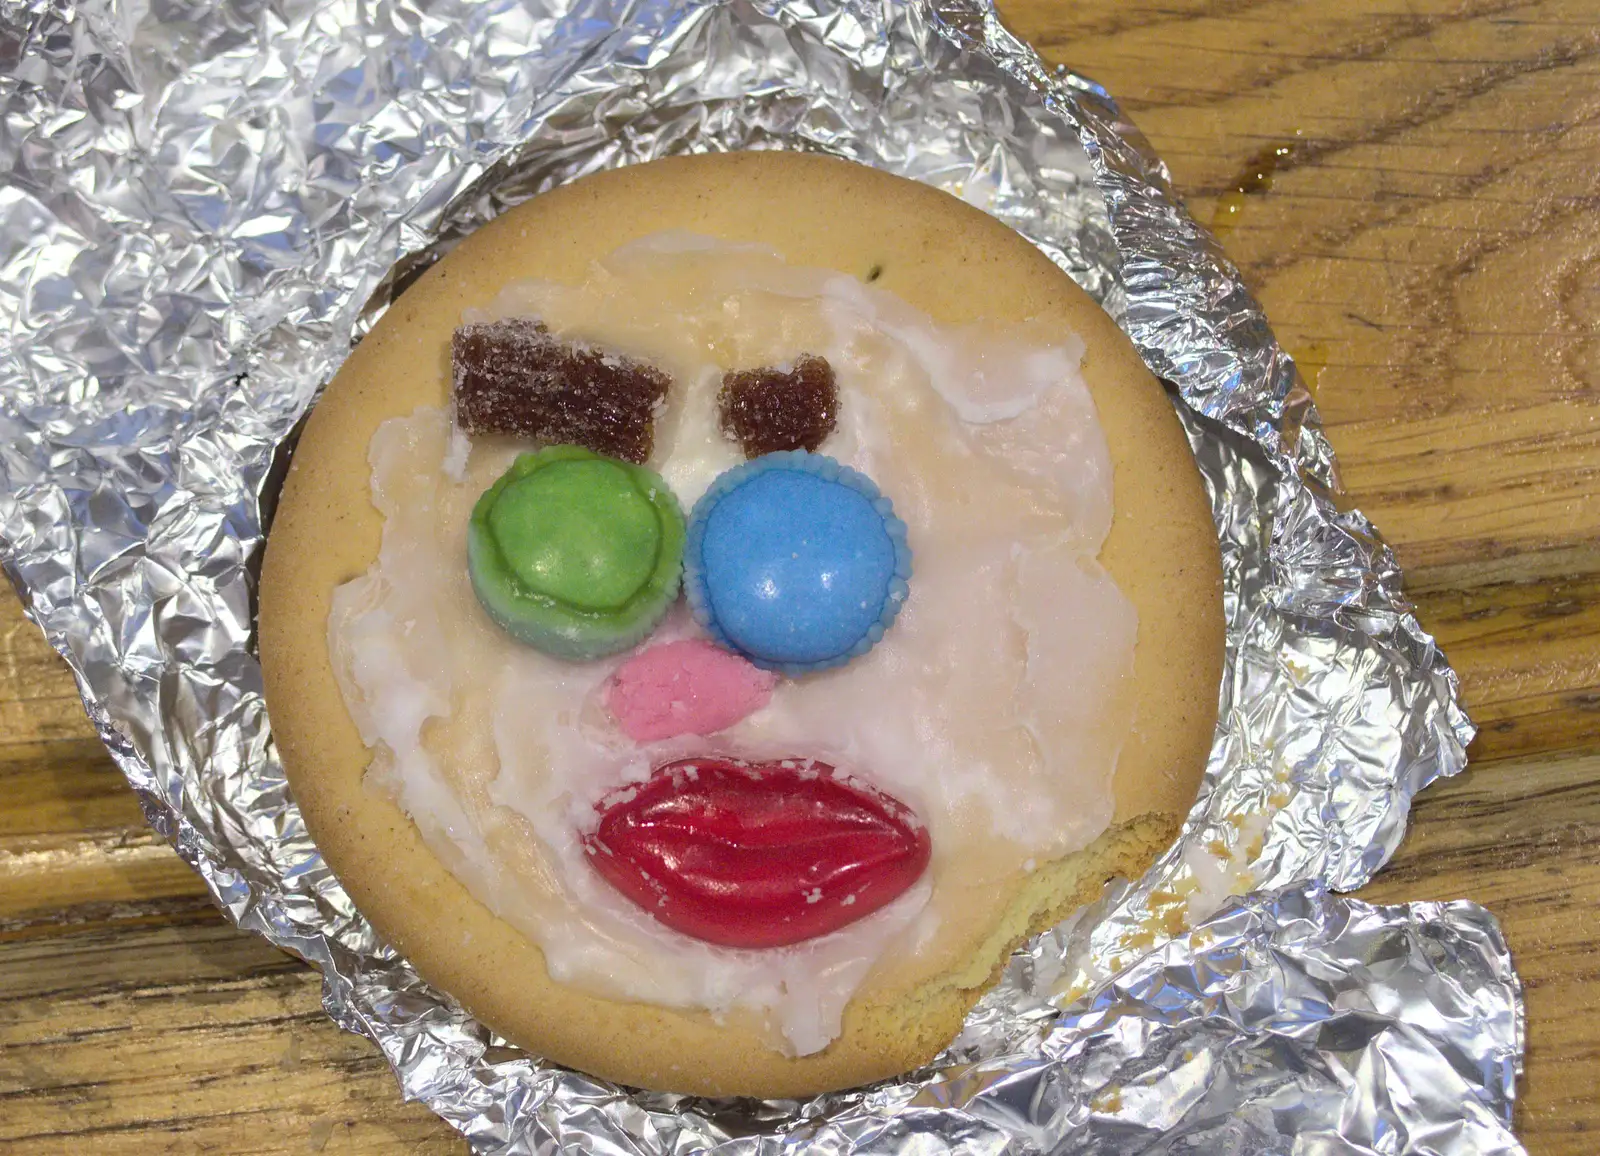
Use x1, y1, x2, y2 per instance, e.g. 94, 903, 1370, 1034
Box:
452, 318, 672, 464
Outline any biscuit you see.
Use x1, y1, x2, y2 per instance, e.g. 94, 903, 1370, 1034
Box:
259, 151, 1224, 1097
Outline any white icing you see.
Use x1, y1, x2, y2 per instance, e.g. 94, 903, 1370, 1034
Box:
328, 237, 1139, 1055
441, 420, 472, 481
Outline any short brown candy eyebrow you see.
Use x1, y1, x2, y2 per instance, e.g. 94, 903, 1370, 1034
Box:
717, 354, 839, 458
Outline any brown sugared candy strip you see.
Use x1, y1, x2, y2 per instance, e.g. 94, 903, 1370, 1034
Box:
718, 354, 839, 458
452, 318, 671, 465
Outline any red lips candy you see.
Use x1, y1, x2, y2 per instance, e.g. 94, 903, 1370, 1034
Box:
584, 758, 930, 948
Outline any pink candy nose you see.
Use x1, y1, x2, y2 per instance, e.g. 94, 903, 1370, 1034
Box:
605, 639, 776, 742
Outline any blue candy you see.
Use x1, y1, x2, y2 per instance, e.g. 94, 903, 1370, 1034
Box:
685, 452, 912, 675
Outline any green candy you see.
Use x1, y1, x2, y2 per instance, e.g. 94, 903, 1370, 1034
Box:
468, 446, 685, 660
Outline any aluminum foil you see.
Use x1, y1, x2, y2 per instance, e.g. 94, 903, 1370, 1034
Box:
0, 0, 1519, 1152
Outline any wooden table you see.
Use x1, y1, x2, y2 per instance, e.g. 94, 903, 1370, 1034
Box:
4, 2, 1598, 1151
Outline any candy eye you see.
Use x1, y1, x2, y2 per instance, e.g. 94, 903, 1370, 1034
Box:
684, 451, 912, 675
467, 446, 685, 660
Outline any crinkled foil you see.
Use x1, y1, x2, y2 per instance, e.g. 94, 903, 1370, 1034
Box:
0, 0, 1519, 1152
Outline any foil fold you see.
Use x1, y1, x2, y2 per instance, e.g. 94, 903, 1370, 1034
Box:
0, 0, 1518, 1152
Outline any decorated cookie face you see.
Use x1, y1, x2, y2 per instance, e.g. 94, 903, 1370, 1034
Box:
460, 350, 920, 944
263, 152, 1225, 1099
325, 233, 1142, 1058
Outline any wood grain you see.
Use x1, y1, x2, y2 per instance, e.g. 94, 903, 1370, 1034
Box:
5, 0, 1600, 1150
0, 599, 461, 1154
